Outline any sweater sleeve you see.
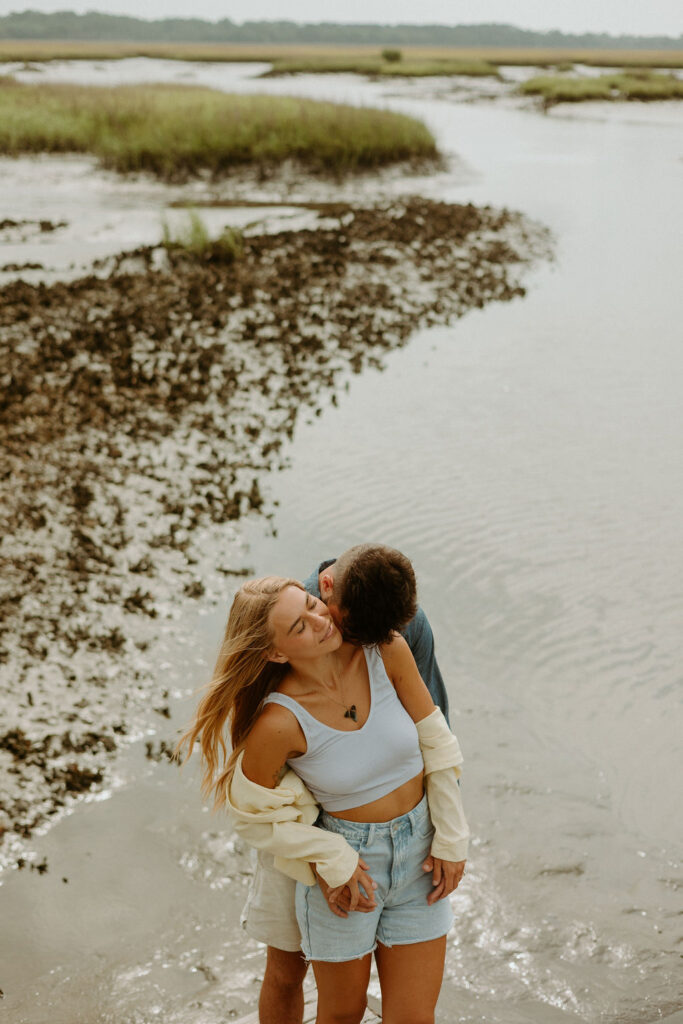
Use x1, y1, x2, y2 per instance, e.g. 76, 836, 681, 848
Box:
417, 708, 470, 862
227, 752, 359, 888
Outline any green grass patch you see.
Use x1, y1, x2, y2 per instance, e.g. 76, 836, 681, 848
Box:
518, 69, 683, 104
606, 70, 683, 99
0, 80, 437, 178
161, 208, 209, 252
161, 209, 244, 259
264, 55, 499, 78
519, 75, 614, 103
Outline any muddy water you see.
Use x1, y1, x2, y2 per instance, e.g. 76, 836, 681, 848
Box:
2, 61, 682, 1023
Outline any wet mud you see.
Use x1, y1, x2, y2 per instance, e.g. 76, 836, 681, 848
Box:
0, 217, 67, 238
0, 193, 550, 863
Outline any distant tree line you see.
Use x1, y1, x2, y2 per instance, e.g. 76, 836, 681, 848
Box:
0, 12, 681, 49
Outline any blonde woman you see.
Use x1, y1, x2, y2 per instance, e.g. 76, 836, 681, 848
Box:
179, 576, 468, 1024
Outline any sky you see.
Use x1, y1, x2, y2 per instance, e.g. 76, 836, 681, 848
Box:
1, 1, 682, 38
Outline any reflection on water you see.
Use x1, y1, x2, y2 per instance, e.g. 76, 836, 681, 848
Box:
1, 58, 682, 1023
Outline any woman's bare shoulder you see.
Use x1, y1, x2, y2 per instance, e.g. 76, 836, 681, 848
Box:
379, 632, 412, 669
242, 701, 306, 788
250, 700, 305, 747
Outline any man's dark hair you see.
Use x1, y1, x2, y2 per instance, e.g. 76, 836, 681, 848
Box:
333, 544, 418, 646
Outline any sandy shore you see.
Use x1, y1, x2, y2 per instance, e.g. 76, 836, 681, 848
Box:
0, 182, 550, 867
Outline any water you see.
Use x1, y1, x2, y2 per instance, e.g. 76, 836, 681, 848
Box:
1, 60, 682, 1023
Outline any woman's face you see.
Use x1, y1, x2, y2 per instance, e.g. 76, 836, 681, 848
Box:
268, 585, 342, 664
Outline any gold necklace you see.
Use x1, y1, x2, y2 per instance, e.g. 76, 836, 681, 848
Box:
320, 679, 357, 722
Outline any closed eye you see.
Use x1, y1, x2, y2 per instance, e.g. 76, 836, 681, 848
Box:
294, 595, 317, 634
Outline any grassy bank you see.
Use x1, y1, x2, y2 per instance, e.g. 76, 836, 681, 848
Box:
1, 40, 682, 69
0, 79, 437, 177
519, 69, 683, 104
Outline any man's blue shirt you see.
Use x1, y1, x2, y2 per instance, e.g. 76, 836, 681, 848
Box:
303, 560, 449, 723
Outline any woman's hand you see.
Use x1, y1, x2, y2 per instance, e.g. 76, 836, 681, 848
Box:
422, 854, 465, 904
322, 858, 378, 916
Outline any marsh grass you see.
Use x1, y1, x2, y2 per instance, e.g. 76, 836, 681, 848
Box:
519, 69, 683, 104
519, 76, 614, 103
161, 209, 209, 252
0, 41, 682, 68
488, 49, 683, 69
2, 40, 683, 73
161, 209, 244, 259
0, 80, 437, 178
264, 56, 499, 77
608, 70, 683, 99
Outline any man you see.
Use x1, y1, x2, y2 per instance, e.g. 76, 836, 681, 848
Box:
304, 547, 449, 723
238, 544, 461, 1024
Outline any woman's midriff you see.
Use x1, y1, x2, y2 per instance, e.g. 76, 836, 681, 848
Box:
326, 770, 425, 823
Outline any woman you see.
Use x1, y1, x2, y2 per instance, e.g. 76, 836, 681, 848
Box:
179, 576, 467, 1024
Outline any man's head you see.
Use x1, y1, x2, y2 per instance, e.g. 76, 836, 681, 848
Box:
319, 544, 417, 646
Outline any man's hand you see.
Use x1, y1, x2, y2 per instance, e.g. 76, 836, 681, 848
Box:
316, 858, 377, 917
422, 854, 465, 904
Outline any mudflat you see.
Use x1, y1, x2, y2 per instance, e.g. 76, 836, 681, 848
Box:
0, 188, 549, 864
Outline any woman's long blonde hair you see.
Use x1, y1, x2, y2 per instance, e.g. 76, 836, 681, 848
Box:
176, 576, 303, 808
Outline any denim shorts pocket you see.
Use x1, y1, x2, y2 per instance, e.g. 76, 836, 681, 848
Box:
346, 833, 366, 859
416, 817, 436, 844
319, 822, 366, 862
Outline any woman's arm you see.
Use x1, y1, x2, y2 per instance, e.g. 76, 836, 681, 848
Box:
382, 635, 469, 901
402, 607, 450, 720
381, 632, 438, 722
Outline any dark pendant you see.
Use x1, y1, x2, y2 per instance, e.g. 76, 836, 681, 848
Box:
344, 705, 357, 722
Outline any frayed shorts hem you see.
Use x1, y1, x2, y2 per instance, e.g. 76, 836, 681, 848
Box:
376, 918, 452, 949
303, 942, 377, 964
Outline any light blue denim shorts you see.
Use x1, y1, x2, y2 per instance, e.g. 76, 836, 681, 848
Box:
295, 794, 454, 963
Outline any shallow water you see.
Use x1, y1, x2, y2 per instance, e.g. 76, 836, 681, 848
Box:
1, 60, 682, 1023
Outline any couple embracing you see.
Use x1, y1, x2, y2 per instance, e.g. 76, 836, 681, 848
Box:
178, 545, 469, 1024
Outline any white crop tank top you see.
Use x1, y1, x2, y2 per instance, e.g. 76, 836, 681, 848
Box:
263, 645, 424, 812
